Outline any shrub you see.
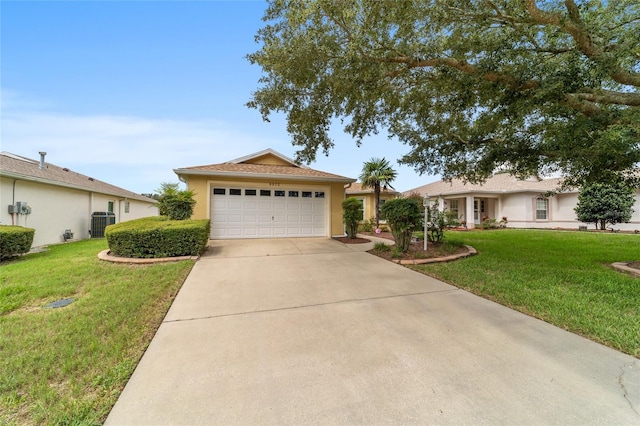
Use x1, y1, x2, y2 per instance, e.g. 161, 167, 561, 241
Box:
105, 217, 210, 258
155, 183, 196, 220
427, 206, 447, 243
358, 218, 376, 233
372, 241, 391, 252
342, 197, 363, 239
0, 226, 35, 260
481, 218, 498, 229
381, 197, 422, 252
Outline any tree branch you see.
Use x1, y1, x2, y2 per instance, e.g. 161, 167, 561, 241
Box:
524, 0, 640, 87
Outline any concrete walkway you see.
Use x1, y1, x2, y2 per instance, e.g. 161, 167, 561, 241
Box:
106, 238, 639, 425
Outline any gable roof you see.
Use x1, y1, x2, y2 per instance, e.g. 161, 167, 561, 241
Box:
174, 148, 355, 183
346, 182, 401, 195
404, 173, 566, 197
0, 152, 156, 203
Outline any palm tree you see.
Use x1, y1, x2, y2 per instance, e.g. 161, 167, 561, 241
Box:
359, 157, 397, 229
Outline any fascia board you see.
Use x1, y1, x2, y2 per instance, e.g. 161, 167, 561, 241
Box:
173, 168, 355, 183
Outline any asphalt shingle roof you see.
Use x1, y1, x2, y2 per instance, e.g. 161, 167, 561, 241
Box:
404, 173, 565, 196
0, 152, 156, 203
175, 152, 354, 183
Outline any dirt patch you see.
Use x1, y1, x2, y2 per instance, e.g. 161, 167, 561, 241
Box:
626, 261, 640, 270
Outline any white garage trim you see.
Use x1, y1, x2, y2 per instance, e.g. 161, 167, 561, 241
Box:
208, 182, 330, 239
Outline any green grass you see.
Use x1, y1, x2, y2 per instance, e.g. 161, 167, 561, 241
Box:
0, 239, 194, 425
410, 229, 640, 357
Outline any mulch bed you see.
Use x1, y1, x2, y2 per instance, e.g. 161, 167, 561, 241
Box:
332, 237, 371, 244
369, 241, 469, 262
336, 232, 468, 261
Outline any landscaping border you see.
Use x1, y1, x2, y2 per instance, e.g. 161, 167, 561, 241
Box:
391, 245, 477, 265
98, 249, 199, 264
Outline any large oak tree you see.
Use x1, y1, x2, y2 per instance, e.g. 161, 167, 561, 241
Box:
247, 0, 640, 187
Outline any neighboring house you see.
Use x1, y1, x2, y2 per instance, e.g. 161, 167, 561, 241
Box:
345, 182, 400, 223
174, 148, 355, 239
405, 173, 640, 231
0, 151, 158, 247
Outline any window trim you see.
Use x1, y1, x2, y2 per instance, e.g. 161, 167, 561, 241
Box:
535, 197, 549, 221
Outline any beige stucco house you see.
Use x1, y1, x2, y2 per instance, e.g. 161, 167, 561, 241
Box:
0, 151, 158, 247
405, 173, 640, 231
173, 149, 355, 239
345, 182, 400, 223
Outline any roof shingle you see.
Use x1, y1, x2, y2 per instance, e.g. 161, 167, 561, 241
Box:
0, 152, 156, 203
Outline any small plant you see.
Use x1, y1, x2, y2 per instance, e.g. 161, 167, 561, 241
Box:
391, 247, 403, 258
373, 241, 391, 252
445, 210, 461, 227
413, 250, 427, 259
427, 205, 447, 243
358, 219, 375, 233
342, 197, 363, 238
481, 218, 498, 229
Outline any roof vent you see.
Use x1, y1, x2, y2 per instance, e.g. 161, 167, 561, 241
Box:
39, 151, 47, 169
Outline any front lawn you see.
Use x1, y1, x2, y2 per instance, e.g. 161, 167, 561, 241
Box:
410, 229, 640, 358
0, 239, 194, 425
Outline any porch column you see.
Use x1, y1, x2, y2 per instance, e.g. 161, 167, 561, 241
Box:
438, 195, 445, 210
466, 195, 474, 228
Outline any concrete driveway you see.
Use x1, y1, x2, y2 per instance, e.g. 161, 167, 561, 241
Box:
106, 238, 639, 425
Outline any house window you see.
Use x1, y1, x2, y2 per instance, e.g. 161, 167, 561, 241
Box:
315, 191, 325, 198
288, 191, 299, 197
213, 188, 226, 195
302, 191, 312, 198
536, 198, 548, 220
449, 200, 459, 215
245, 189, 257, 196
230, 189, 242, 196
260, 189, 271, 196
108, 201, 114, 213
124, 201, 130, 213
274, 190, 286, 197
357, 198, 364, 221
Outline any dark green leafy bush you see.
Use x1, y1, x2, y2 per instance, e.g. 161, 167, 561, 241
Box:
105, 217, 210, 258
0, 226, 35, 260
381, 198, 422, 252
342, 197, 363, 238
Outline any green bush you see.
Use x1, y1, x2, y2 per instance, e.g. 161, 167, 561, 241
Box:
381, 198, 422, 252
358, 218, 376, 233
105, 217, 210, 258
0, 226, 35, 260
342, 197, 363, 239
155, 183, 196, 220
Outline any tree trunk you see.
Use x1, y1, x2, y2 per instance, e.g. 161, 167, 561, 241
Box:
374, 183, 381, 228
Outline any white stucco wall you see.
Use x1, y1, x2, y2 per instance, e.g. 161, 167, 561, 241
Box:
1, 177, 158, 247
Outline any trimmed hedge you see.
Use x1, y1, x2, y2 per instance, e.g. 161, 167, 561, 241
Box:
105, 216, 210, 258
0, 226, 35, 260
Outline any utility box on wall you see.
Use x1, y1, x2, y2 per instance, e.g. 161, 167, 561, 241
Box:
91, 212, 116, 238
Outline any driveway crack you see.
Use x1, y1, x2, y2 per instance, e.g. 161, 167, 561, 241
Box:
164, 288, 460, 323
618, 360, 640, 416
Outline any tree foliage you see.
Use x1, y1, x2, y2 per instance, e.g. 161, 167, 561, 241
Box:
381, 197, 422, 252
359, 157, 397, 228
248, 0, 640, 187
154, 183, 196, 221
574, 182, 635, 230
342, 197, 363, 238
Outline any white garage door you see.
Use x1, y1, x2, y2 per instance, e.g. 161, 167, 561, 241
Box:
210, 186, 327, 239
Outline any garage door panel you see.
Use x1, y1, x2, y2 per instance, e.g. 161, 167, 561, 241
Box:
211, 186, 327, 239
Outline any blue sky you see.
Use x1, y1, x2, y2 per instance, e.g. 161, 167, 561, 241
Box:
1, 0, 438, 194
